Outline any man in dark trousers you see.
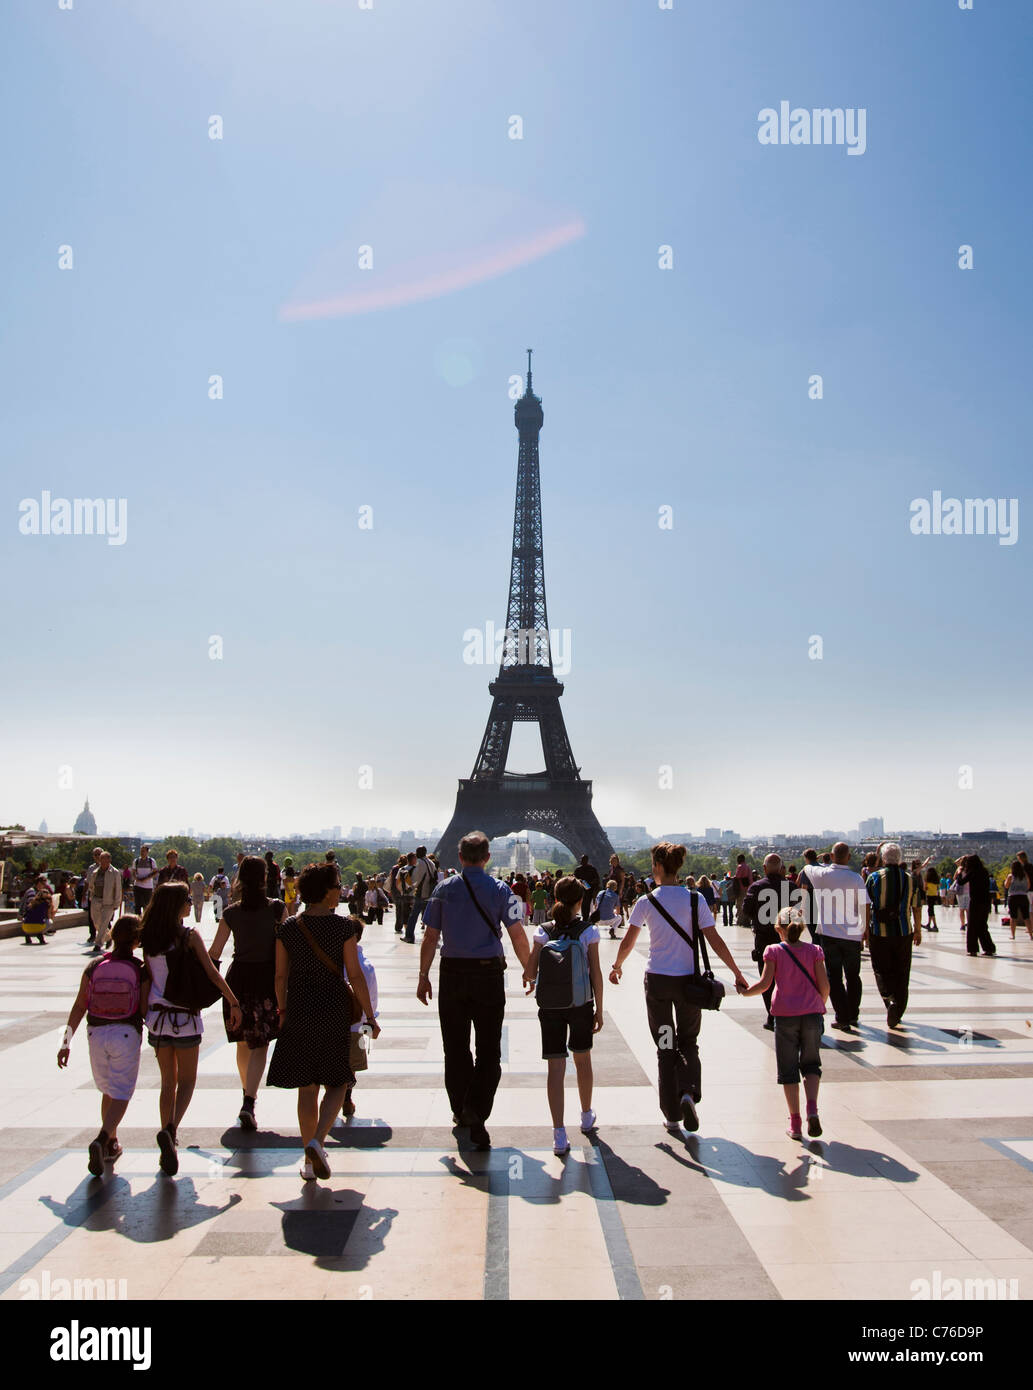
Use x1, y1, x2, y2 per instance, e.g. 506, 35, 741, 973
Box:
796, 847, 821, 944
577, 854, 601, 923
741, 853, 796, 1030
865, 841, 921, 1029
417, 831, 530, 1151
404, 845, 437, 943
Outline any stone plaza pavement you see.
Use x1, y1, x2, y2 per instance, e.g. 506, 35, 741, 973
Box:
1, 904, 1032, 1302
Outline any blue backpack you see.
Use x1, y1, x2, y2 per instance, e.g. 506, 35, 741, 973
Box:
536, 923, 593, 1010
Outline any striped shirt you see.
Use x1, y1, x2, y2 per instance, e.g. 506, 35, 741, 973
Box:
866, 866, 918, 938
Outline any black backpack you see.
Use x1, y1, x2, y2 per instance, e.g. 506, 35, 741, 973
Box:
163, 928, 222, 1012
536, 922, 592, 1011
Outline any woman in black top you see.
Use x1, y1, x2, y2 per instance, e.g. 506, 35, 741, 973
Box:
956, 854, 996, 959
264, 851, 281, 900
267, 862, 380, 1182
210, 856, 284, 1131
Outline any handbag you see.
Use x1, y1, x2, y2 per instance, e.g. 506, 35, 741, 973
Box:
646, 891, 725, 1010
294, 915, 357, 1026
163, 927, 223, 1012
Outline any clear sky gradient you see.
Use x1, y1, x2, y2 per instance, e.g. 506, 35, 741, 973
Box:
2, 0, 1030, 840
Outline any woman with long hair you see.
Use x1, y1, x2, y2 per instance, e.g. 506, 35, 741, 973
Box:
140, 882, 241, 1175
956, 854, 995, 958
954, 860, 970, 932
267, 862, 380, 1182
610, 842, 748, 1136
189, 873, 206, 924
264, 851, 281, 900
210, 856, 284, 1131
1004, 859, 1033, 942
923, 865, 941, 931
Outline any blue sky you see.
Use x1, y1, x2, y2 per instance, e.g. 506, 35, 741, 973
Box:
2, 0, 1030, 840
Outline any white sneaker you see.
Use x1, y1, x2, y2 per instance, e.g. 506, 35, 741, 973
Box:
664, 1119, 682, 1135
305, 1140, 331, 1180
300, 1160, 316, 1182
553, 1127, 570, 1156
580, 1109, 597, 1133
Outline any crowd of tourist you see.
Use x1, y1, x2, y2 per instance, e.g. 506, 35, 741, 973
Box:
41, 833, 1027, 1183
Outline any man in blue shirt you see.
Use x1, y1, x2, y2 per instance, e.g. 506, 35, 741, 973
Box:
418, 830, 530, 1150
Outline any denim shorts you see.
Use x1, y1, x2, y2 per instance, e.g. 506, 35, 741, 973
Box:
148, 1032, 201, 1051
773, 1013, 824, 1085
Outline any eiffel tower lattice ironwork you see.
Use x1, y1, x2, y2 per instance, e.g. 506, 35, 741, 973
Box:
435, 353, 614, 873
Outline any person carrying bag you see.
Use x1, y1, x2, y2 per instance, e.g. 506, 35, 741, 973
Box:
610, 841, 749, 1136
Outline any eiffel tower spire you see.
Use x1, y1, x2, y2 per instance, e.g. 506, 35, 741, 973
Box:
435, 355, 614, 872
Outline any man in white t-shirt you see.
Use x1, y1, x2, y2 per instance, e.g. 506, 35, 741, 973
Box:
805, 842, 870, 1032
609, 841, 748, 1136
132, 846, 158, 915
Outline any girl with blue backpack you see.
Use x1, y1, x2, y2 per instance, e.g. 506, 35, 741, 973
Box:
522, 875, 603, 1155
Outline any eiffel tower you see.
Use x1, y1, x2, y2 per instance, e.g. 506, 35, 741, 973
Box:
435, 353, 614, 873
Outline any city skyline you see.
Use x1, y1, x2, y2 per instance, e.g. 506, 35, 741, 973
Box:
18, 796, 1026, 850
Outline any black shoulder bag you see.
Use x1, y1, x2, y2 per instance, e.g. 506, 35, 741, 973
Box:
163, 927, 223, 1012
646, 891, 725, 1010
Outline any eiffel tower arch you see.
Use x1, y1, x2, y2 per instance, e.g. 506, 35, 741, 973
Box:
435, 353, 614, 874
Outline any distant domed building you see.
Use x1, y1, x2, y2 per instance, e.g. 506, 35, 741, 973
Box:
38, 819, 48, 833
73, 798, 97, 835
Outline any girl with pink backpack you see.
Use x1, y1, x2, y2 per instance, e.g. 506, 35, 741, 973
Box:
57, 915, 151, 1176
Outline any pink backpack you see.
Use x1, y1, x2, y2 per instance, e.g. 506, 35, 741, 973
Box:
86, 957, 141, 1021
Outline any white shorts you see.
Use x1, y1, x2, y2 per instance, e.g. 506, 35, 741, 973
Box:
87, 1025, 142, 1101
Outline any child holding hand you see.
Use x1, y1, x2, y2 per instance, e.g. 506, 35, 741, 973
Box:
742, 905, 830, 1139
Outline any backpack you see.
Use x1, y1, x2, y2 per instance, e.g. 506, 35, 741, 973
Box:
162, 928, 222, 1012
87, 957, 141, 1022
536, 923, 592, 1010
